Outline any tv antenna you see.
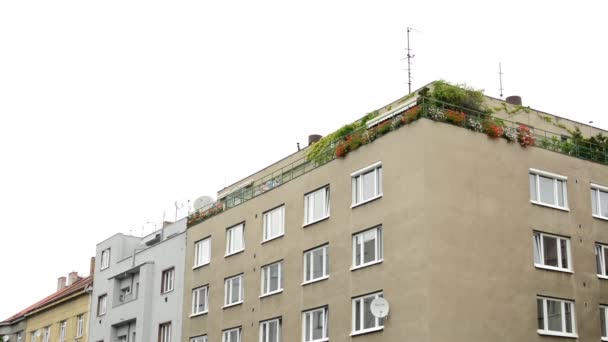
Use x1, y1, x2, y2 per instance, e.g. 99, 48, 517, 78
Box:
498, 62, 504, 99
404, 27, 419, 94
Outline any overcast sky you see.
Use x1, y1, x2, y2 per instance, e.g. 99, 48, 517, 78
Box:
1, 0, 607, 320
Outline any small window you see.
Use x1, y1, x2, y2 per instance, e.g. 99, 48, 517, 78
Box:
192, 285, 209, 315
596, 243, 608, 278
159, 322, 171, 342
194, 237, 211, 268
352, 162, 383, 206
302, 307, 328, 342
263, 206, 285, 242
304, 187, 330, 225
222, 327, 241, 342
601, 306, 608, 340
260, 318, 281, 342
261, 261, 283, 296
16, 332, 22, 342
529, 169, 568, 210
352, 292, 384, 334
100, 249, 110, 270
190, 336, 208, 342
591, 184, 608, 219
76, 314, 85, 337
161, 268, 175, 294
59, 321, 66, 342
42, 327, 50, 342
533, 232, 571, 272
352, 226, 383, 269
303, 245, 329, 284
226, 223, 245, 256
537, 297, 576, 337
97, 294, 107, 316
224, 274, 244, 307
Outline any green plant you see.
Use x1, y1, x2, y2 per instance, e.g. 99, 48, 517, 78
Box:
429, 80, 487, 114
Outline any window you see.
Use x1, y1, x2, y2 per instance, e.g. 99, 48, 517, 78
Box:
261, 261, 282, 296
223, 327, 241, 342
192, 285, 209, 315
596, 244, 608, 278
591, 184, 608, 219
190, 336, 208, 342
304, 187, 330, 225
59, 321, 66, 342
17, 332, 22, 342
529, 169, 568, 209
601, 306, 608, 340
97, 294, 107, 316
260, 318, 281, 342
224, 274, 244, 307
537, 297, 576, 337
352, 226, 383, 269
159, 322, 171, 342
352, 292, 384, 334
352, 162, 383, 206
263, 206, 285, 242
100, 248, 110, 270
226, 223, 245, 256
118, 337, 127, 342
42, 327, 50, 342
533, 232, 571, 272
161, 268, 175, 294
302, 307, 328, 342
303, 245, 329, 284
76, 314, 84, 337
194, 237, 211, 268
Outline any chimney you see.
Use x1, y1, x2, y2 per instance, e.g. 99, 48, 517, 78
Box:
57, 277, 66, 291
308, 134, 322, 146
67, 272, 80, 286
90, 256, 96, 276
506, 95, 522, 106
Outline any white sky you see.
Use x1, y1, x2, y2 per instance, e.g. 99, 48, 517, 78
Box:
1, 0, 607, 320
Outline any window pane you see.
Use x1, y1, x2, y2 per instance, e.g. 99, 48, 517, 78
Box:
313, 249, 324, 279
362, 170, 376, 201
270, 264, 280, 291
305, 252, 312, 281
539, 176, 555, 205
601, 307, 607, 337
557, 180, 565, 207
377, 228, 383, 259
592, 189, 599, 215
325, 247, 329, 276
542, 235, 558, 267
363, 230, 377, 264
530, 174, 537, 201
363, 296, 376, 329
269, 321, 278, 342
564, 302, 573, 333
533, 233, 541, 264
234, 226, 243, 251
355, 236, 362, 266
305, 313, 311, 341
547, 300, 562, 332
596, 245, 603, 275
355, 300, 361, 331
352, 178, 358, 204
377, 167, 383, 195
313, 189, 325, 219
601, 190, 608, 217
560, 239, 569, 269
604, 248, 608, 276
312, 310, 323, 340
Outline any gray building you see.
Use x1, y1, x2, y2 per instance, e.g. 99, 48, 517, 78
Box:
0, 317, 26, 342
88, 219, 187, 342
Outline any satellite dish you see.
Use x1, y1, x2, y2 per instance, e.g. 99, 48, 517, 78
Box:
35, 330, 41, 337
370, 297, 390, 318
3, 335, 10, 342
193, 196, 213, 210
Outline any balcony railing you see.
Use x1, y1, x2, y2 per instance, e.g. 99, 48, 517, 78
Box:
187, 96, 608, 227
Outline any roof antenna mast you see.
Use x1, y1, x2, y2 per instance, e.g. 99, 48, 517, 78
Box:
498, 62, 504, 99
406, 27, 416, 94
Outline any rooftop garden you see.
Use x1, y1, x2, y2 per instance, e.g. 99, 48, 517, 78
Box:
187, 81, 608, 227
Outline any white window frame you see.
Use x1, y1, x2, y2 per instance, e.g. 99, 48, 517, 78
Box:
351, 226, 383, 270
194, 237, 211, 268
226, 223, 245, 256
260, 261, 283, 297
263, 206, 285, 242
58, 321, 66, 342
159, 322, 171, 342
529, 169, 569, 211
97, 294, 107, 316
222, 327, 241, 342
224, 274, 244, 307
161, 268, 175, 294
591, 183, 608, 220
303, 245, 329, 284
303, 187, 330, 226
351, 292, 384, 335
596, 243, 608, 279
351, 162, 383, 208
259, 318, 281, 342
302, 307, 328, 342
601, 305, 608, 341
537, 296, 577, 338
190, 336, 208, 342
191, 285, 209, 316
76, 314, 84, 337
100, 248, 110, 270
42, 327, 50, 342
532, 231, 572, 273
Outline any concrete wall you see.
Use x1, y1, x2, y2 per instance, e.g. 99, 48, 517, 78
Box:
0, 320, 27, 342
183, 118, 608, 341
25, 293, 90, 342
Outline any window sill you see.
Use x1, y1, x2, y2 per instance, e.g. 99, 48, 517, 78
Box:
308, 338, 328, 342
593, 214, 608, 221
192, 262, 210, 270
537, 330, 577, 338
530, 200, 569, 212
161, 289, 174, 295
350, 259, 383, 271
598, 275, 608, 280
303, 215, 330, 228
350, 326, 384, 336
259, 290, 283, 298
351, 194, 383, 209
534, 264, 573, 273
222, 301, 243, 309
261, 234, 285, 244
602, 337, 608, 342
190, 311, 208, 318
225, 249, 245, 258
302, 275, 329, 286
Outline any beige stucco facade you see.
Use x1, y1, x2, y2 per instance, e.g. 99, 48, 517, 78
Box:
182, 115, 608, 341
26, 291, 90, 342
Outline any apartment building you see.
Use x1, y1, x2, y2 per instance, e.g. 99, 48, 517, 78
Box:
88, 219, 187, 342
182, 82, 608, 341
